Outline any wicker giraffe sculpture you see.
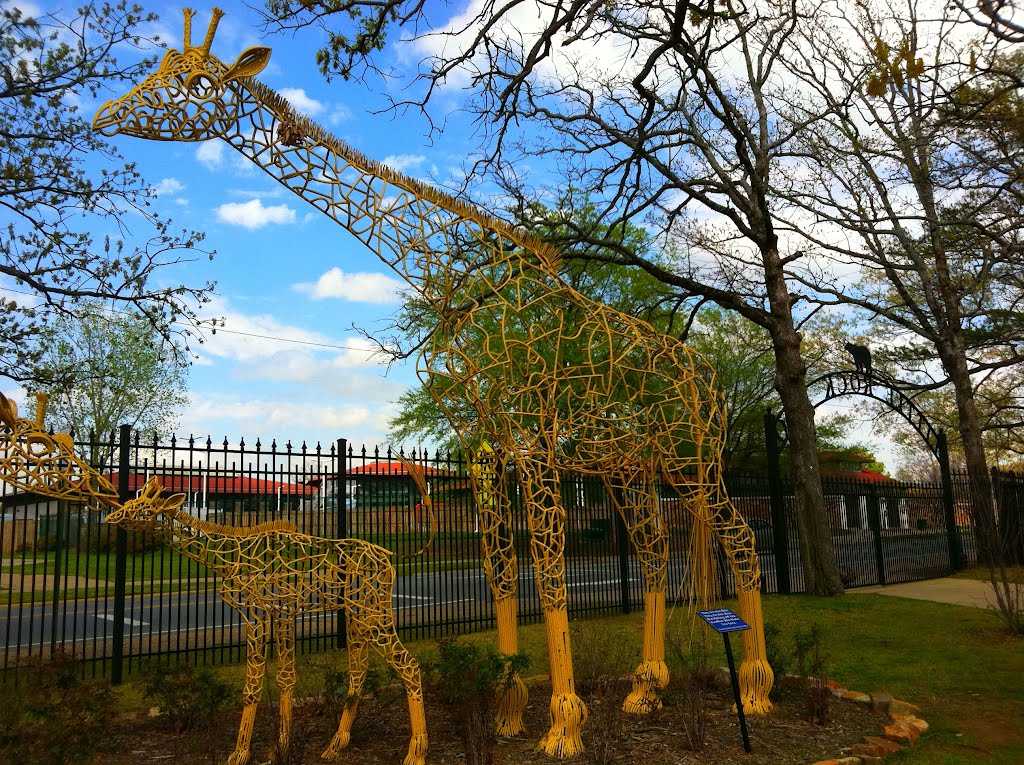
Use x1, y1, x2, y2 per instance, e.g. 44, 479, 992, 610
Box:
0, 393, 429, 765
93, 8, 774, 755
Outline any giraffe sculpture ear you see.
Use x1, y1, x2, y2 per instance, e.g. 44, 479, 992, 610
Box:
223, 46, 271, 81
162, 493, 187, 511
0, 392, 17, 426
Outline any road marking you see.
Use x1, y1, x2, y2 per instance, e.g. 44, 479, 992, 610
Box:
96, 613, 149, 627
568, 579, 633, 587
392, 594, 431, 601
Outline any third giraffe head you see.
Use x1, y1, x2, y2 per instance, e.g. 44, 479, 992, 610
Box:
93, 8, 270, 141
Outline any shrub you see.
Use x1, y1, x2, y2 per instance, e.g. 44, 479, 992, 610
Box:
428, 637, 529, 765
311, 657, 404, 740
142, 662, 232, 733
0, 647, 113, 764
793, 623, 830, 725
667, 625, 715, 752
762, 621, 791, 700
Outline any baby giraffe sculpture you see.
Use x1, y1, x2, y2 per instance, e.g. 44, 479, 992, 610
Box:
0, 392, 429, 765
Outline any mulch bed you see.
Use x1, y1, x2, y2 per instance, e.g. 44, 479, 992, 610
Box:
98, 675, 887, 765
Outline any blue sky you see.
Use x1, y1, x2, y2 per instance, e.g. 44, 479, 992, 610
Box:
46, 1, 478, 451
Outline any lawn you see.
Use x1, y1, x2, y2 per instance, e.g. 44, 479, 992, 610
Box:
97, 590, 1024, 764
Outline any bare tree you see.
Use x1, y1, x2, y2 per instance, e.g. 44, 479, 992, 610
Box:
779, 0, 1024, 557
0, 3, 214, 385
262, 0, 848, 593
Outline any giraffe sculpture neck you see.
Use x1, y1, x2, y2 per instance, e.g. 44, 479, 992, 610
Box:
222, 77, 561, 297
149, 505, 295, 566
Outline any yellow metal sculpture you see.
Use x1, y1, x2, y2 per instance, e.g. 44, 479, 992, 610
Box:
92, 8, 774, 755
0, 392, 430, 765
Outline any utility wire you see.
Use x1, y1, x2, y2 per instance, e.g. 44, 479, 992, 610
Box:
0, 283, 380, 354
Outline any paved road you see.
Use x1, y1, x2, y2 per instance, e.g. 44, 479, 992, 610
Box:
0, 528, 970, 661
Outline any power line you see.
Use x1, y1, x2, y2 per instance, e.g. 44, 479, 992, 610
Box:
0, 283, 382, 354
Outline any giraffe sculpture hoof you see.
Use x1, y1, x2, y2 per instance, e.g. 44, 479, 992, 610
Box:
536, 693, 588, 758
622, 659, 670, 715
321, 731, 350, 761
495, 674, 529, 736
402, 733, 429, 765
226, 750, 251, 765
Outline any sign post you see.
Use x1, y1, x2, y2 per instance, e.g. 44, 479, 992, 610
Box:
698, 608, 752, 753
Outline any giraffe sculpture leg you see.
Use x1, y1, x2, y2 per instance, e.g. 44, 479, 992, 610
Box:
471, 446, 528, 736
322, 635, 368, 760
273, 617, 297, 754
367, 621, 428, 765
602, 475, 670, 714
679, 476, 774, 714
519, 460, 587, 758
230, 615, 271, 765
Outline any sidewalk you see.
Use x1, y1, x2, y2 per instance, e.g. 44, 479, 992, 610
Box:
851, 577, 1018, 609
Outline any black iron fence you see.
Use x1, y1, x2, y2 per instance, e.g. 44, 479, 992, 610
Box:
0, 428, 1016, 680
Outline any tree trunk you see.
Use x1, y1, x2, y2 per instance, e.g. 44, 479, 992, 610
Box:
938, 336, 998, 564
772, 325, 845, 595
762, 245, 844, 596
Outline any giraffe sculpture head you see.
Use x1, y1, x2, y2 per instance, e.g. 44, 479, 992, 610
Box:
92, 7, 270, 141
0, 392, 119, 506
105, 477, 186, 531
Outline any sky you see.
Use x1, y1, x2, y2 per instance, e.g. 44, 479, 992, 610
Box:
3, 0, 906, 468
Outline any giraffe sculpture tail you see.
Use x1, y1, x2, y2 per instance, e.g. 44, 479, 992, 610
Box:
391, 452, 437, 559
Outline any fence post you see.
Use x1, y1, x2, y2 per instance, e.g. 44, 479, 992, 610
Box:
937, 430, 964, 571
866, 484, 886, 586
612, 486, 631, 615
111, 424, 131, 685
336, 438, 348, 650
49, 500, 64, 654
763, 411, 790, 594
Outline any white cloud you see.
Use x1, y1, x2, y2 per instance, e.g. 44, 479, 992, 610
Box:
181, 395, 377, 435
196, 141, 224, 169
293, 267, 405, 304
327, 105, 352, 125
381, 154, 426, 173
278, 88, 324, 116
216, 199, 296, 229
193, 297, 336, 363
153, 177, 185, 196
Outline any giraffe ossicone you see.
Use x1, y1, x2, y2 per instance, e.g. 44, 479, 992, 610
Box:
91, 5, 775, 758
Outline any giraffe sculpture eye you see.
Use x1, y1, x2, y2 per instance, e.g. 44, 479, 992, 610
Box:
185, 71, 217, 99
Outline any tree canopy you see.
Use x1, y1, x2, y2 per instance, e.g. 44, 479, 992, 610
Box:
25, 302, 189, 449
0, 3, 213, 385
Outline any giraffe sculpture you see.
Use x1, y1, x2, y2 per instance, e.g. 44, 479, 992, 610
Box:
93, 8, 774, 755
0, 392, 430, 765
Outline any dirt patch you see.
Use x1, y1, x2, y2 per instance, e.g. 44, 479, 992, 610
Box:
98, 677, 887, 765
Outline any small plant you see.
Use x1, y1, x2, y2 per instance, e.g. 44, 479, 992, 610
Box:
793, 623, 830, 725
428, 637, 529, 765
0, 647, 113, 764
667, 625, 715, 752
142, 662, 232, 733
312, 658, 404, 740
762, 621, 791, 700
569, 619, 638, 765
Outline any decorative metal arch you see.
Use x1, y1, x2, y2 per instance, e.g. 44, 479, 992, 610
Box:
805, 371, 941, 459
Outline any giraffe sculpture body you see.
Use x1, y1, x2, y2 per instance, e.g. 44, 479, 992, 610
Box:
0, 393, 429, 765
93, 9, 774, 755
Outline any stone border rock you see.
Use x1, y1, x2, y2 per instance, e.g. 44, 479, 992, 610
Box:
810, 681, 929, 765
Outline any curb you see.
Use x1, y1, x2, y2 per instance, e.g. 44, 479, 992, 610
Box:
809, 681, 928, 765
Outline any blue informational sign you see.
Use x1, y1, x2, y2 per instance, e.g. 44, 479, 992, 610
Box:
698, 608, 751, 634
